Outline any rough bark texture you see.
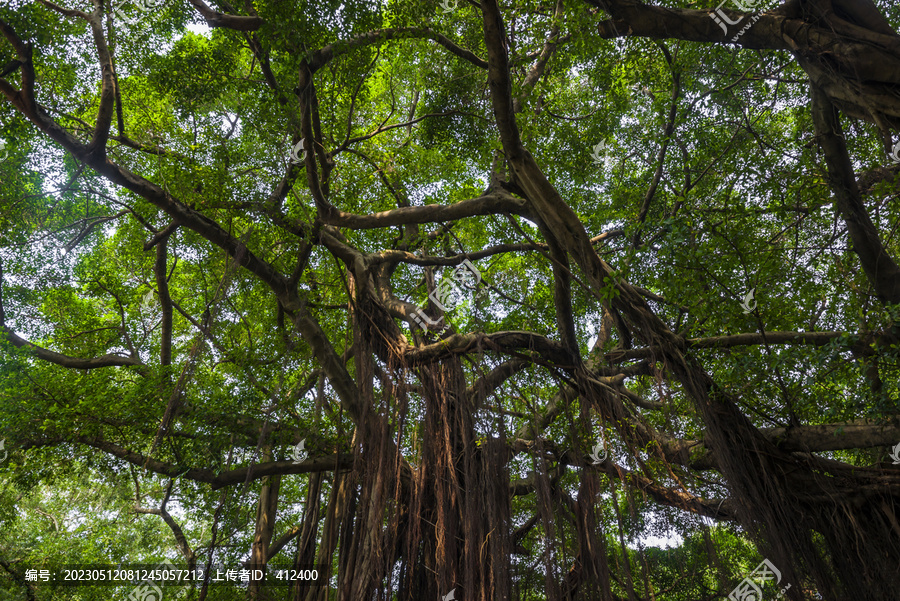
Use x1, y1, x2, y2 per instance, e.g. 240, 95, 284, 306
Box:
3, 0, 900, 598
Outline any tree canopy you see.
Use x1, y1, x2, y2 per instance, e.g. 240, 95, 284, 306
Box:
1, 0, 900, 599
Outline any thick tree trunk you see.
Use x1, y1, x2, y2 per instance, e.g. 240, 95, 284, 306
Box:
810, 84, 900, 305
249, 448, 281, 600
291, 472, 322, 601
303, 470, 351, 601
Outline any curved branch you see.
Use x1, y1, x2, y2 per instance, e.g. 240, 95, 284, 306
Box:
0, 18, 40, 117
0, 261, 144, 370
25, 435, 353, 489
209, 456, 354, 489
811, 85, 900, 305
467, 358, 531, 407
36, 0, 89, 19
319, 190, 530, 230
340, 110, 481, 148
371, 242, 542, 266
669, 418, 900, 470
510, 439, 736, 520
39, 0, 116, 157
134, 489, 195, 567
402, 330, 577, 368
593, 2, 791, 49
513, 0, 564, 113
186, 0, 264, 31
310, 27, 488, 72
605, 330, 863, 361
633, 44, 680, 247
155, 230, 175, 367
0, 328, 145, 369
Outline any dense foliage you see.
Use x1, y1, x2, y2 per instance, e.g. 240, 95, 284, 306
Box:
1, 0, 899, 599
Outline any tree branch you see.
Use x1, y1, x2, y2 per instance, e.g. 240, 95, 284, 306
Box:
310, 28, 488, 72
810, 85, 900, 305
605, 330, 868, 361
186, 0, 264, 31
24, 435, 353, 489
320, 189, 529, 230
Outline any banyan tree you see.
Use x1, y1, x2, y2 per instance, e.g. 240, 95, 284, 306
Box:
1, 0, 899, 599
